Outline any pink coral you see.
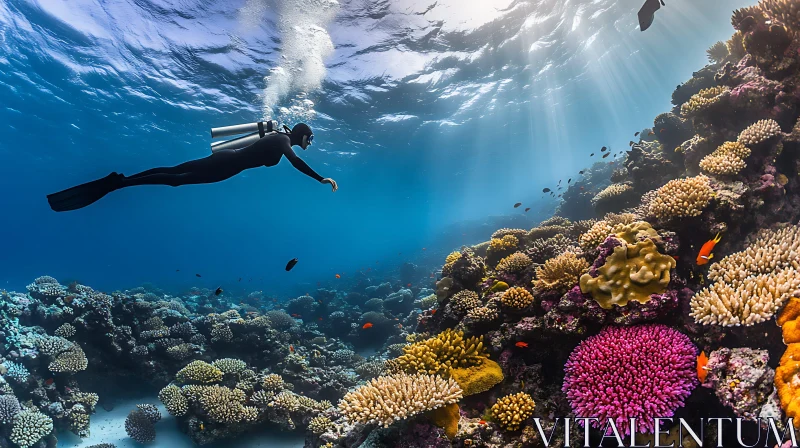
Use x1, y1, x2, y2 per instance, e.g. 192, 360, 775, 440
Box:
562, 324, 698, 435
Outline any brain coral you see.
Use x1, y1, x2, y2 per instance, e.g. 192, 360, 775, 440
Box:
562, 324, 697, 435
490, 392, 536, 431
533, 252, 589, 293
647, 175, 713, 220
579, 239, 676, 309
338, 372, 462, 427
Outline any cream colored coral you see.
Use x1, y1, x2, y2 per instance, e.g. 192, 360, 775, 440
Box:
49, 346, 88, 373
647, 175, 713, 220
700, 141, 752, 176
579, 220, 613, 251
449, 290, 482, 315
54, 323, 76, 338
738, 119, 782, 145
491, 228, 528, 239
680, 86, 729, 116
262, 373, 287, 391
500, 287, 535, 309
338, 372, 463, 427
308, 415, 334, 434
197, 385, 257, 423
591, 183, 633, 207
490, 392, 536, 431
690, 224, 800, 326
495, 252, 532, 273
465, 306, 499, 322
533, 252, 589, 293
175, 360, 223, 384
158, 385, 188, 416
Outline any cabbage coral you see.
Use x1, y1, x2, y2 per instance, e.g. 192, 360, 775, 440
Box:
647, 175, 713, 220
562, 324, 697, 435
690, 224, 800, 326
533, 252, 589, 293
338, 372, 463, 427
579, 239, 676, 309
500, 287, 535, 309
490, 392, 536, 431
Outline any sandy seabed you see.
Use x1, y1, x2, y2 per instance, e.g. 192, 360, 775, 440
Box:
56, 397, 306, 448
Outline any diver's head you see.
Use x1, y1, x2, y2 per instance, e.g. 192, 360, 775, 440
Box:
290, 123, 314, 150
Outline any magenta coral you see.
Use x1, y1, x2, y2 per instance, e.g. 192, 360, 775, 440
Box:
562, 324, 698, 435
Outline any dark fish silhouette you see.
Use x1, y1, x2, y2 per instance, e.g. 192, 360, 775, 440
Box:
579, 170, 585, 174
195, 274, 201, 277
214, 287, 223, 296
568, 179, 572, 183
558, 180, 562, 184
603, 153, 610, 158
286, 258, 299, 271
601, 146, 607, 151
590, 153, 595, 157
543, 188, 551, 193
514, 202, 522, 208
676, 84, 681, 90
176, 269, 180, 272
635, 132, 640, 136
238, 278, 242, 282
525, 208, 530, 212
638, 0, 664, 32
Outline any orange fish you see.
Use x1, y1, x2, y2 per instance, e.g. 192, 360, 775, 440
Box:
45, 378, 54, 386
697, 351, 709, 382
289, 345, 295, 353
397, 324, 403, 329
431, 309, 437, 315
318, 317, 323, 321
515, 342, 529, 348
363, 322, 373, 329
407, 283, 412, 287
335, 274, 341, 279
479, 420, 487, 425
696, 233, 722, 265
672, 255, 679, 261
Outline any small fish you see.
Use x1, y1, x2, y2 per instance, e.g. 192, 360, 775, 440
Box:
422, 248, 426, 251
176, 269, 180, 272
543, 188, 551, 193
514, 202, 522, 208
45, 378, 54, 386
318, 317, 323, 321
635, 132, 640, 136
431, 309, 437, 315
580, 186, 584, 190
407, 283, 412, 287
676, 84, 681, 90
590, 153, 594, 157
214, 287, 223, 296
195, 274, 201, 277
524, 207, 530, 212
289, 345, 295, 353
602, 153, 610, 158
515, 342, 529, 348
285, 258, 299, 271
567, 178, 571, 183
601, 147, 607, 152
238, 277, 241, 282
479, 420, 487, 425
335, 274, 341, 279
363, 322, 373, 329
579, 170, 585, 174
397, 324, 403, 329
629, 141, 635, 146
697, 351, 709, 382
672, 255, 679, 261
199, 422, 205, 431
696, 232, 722, 265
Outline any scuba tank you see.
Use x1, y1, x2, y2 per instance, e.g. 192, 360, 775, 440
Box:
210, 120, 287, 153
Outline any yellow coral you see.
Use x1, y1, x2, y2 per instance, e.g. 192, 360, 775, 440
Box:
738, 119, 782, 145
647, 175, 713, 220
500, 287, 535, 309
444, 251, 462, 272
197, 385, 258, 424
775, 343, 800, 429
488, 235, 518, 252
680, 86, 729, 116
449, 290, 482, 315
490, 392, 536, 431
700, 141, 752, 176
495, 252, 532, 273
612, 221, 660, 244
579, 220, 613, 251
428, 403, 460, 439
449, 357, 504, 396
394, 329, 488, 375
532, 252, 588, 293
158, 384, 188, 417
579, 239, 676, 309
175, 360, 223, 384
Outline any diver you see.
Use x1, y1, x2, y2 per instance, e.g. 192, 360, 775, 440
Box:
47, 123, 338, 212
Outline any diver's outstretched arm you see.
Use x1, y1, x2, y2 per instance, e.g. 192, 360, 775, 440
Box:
282, 146, 324, 182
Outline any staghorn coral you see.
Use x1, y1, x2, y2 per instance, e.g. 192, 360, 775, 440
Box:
308, 415, 334, 434
338, 372, 463, 427
490, 392, 536, 431
250, 390, 276, 407
125, 408, 156, 443
647, 175, 713, 220
449, 290, 482, 315
579, 239, 676, 309
690, 225, 800, 326
10, 409, 53, 448
680, 86, 729, 116
54, 323, 76, 338
533, 252, 589, 294
495, 252, 532, 273
158, 384, 188, 416
0, 395, 21, 424
175, 360, 223, 384
563, 324, 697, 436
500, 287, 535, 309
394, 329, 488, 375
737, 118, 782, 145
198, 385, 258, 424
699, 141, 751, 176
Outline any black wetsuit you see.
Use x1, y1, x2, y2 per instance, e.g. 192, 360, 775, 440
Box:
122, 132, 324, 187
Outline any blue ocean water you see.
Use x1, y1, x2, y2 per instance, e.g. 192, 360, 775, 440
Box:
0, 0, 751, 299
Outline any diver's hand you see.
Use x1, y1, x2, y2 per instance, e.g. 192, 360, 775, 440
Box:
322, 178, 338, 192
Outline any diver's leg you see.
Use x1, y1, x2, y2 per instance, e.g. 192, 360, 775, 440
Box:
47, 172, 126, 212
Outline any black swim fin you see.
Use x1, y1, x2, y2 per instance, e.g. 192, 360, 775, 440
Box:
638, 0, 661, 31
47, 172, 124, 212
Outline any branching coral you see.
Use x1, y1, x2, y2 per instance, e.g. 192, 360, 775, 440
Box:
11, 409, 53, 448
175, 360, 223, 384
680, 86, 729, 116
211, 358, 247, 375
690, 225, 800, 326
580, 239, 676, 309
699, 141, 752, 176
338, 372, 463, 427
49, 345, 88, 373
490, 392, 536, 431
500, 287, 535, 309
591, 183, 634, 208
533, 252, 589, 294
647, 175, 713, 220
579, 220, 614, 251
394, 329, 488, 375
125, 408, 156, 443
158, 384, 188, 416
449, 290, 482, 315
563, 324, 697, 435
55, 323, 76, 338
198, 385, 258, 424
737, 118, 782, 145
707, 41, 730, 63
495, 252, 532, 273
0, 395, 21, 424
